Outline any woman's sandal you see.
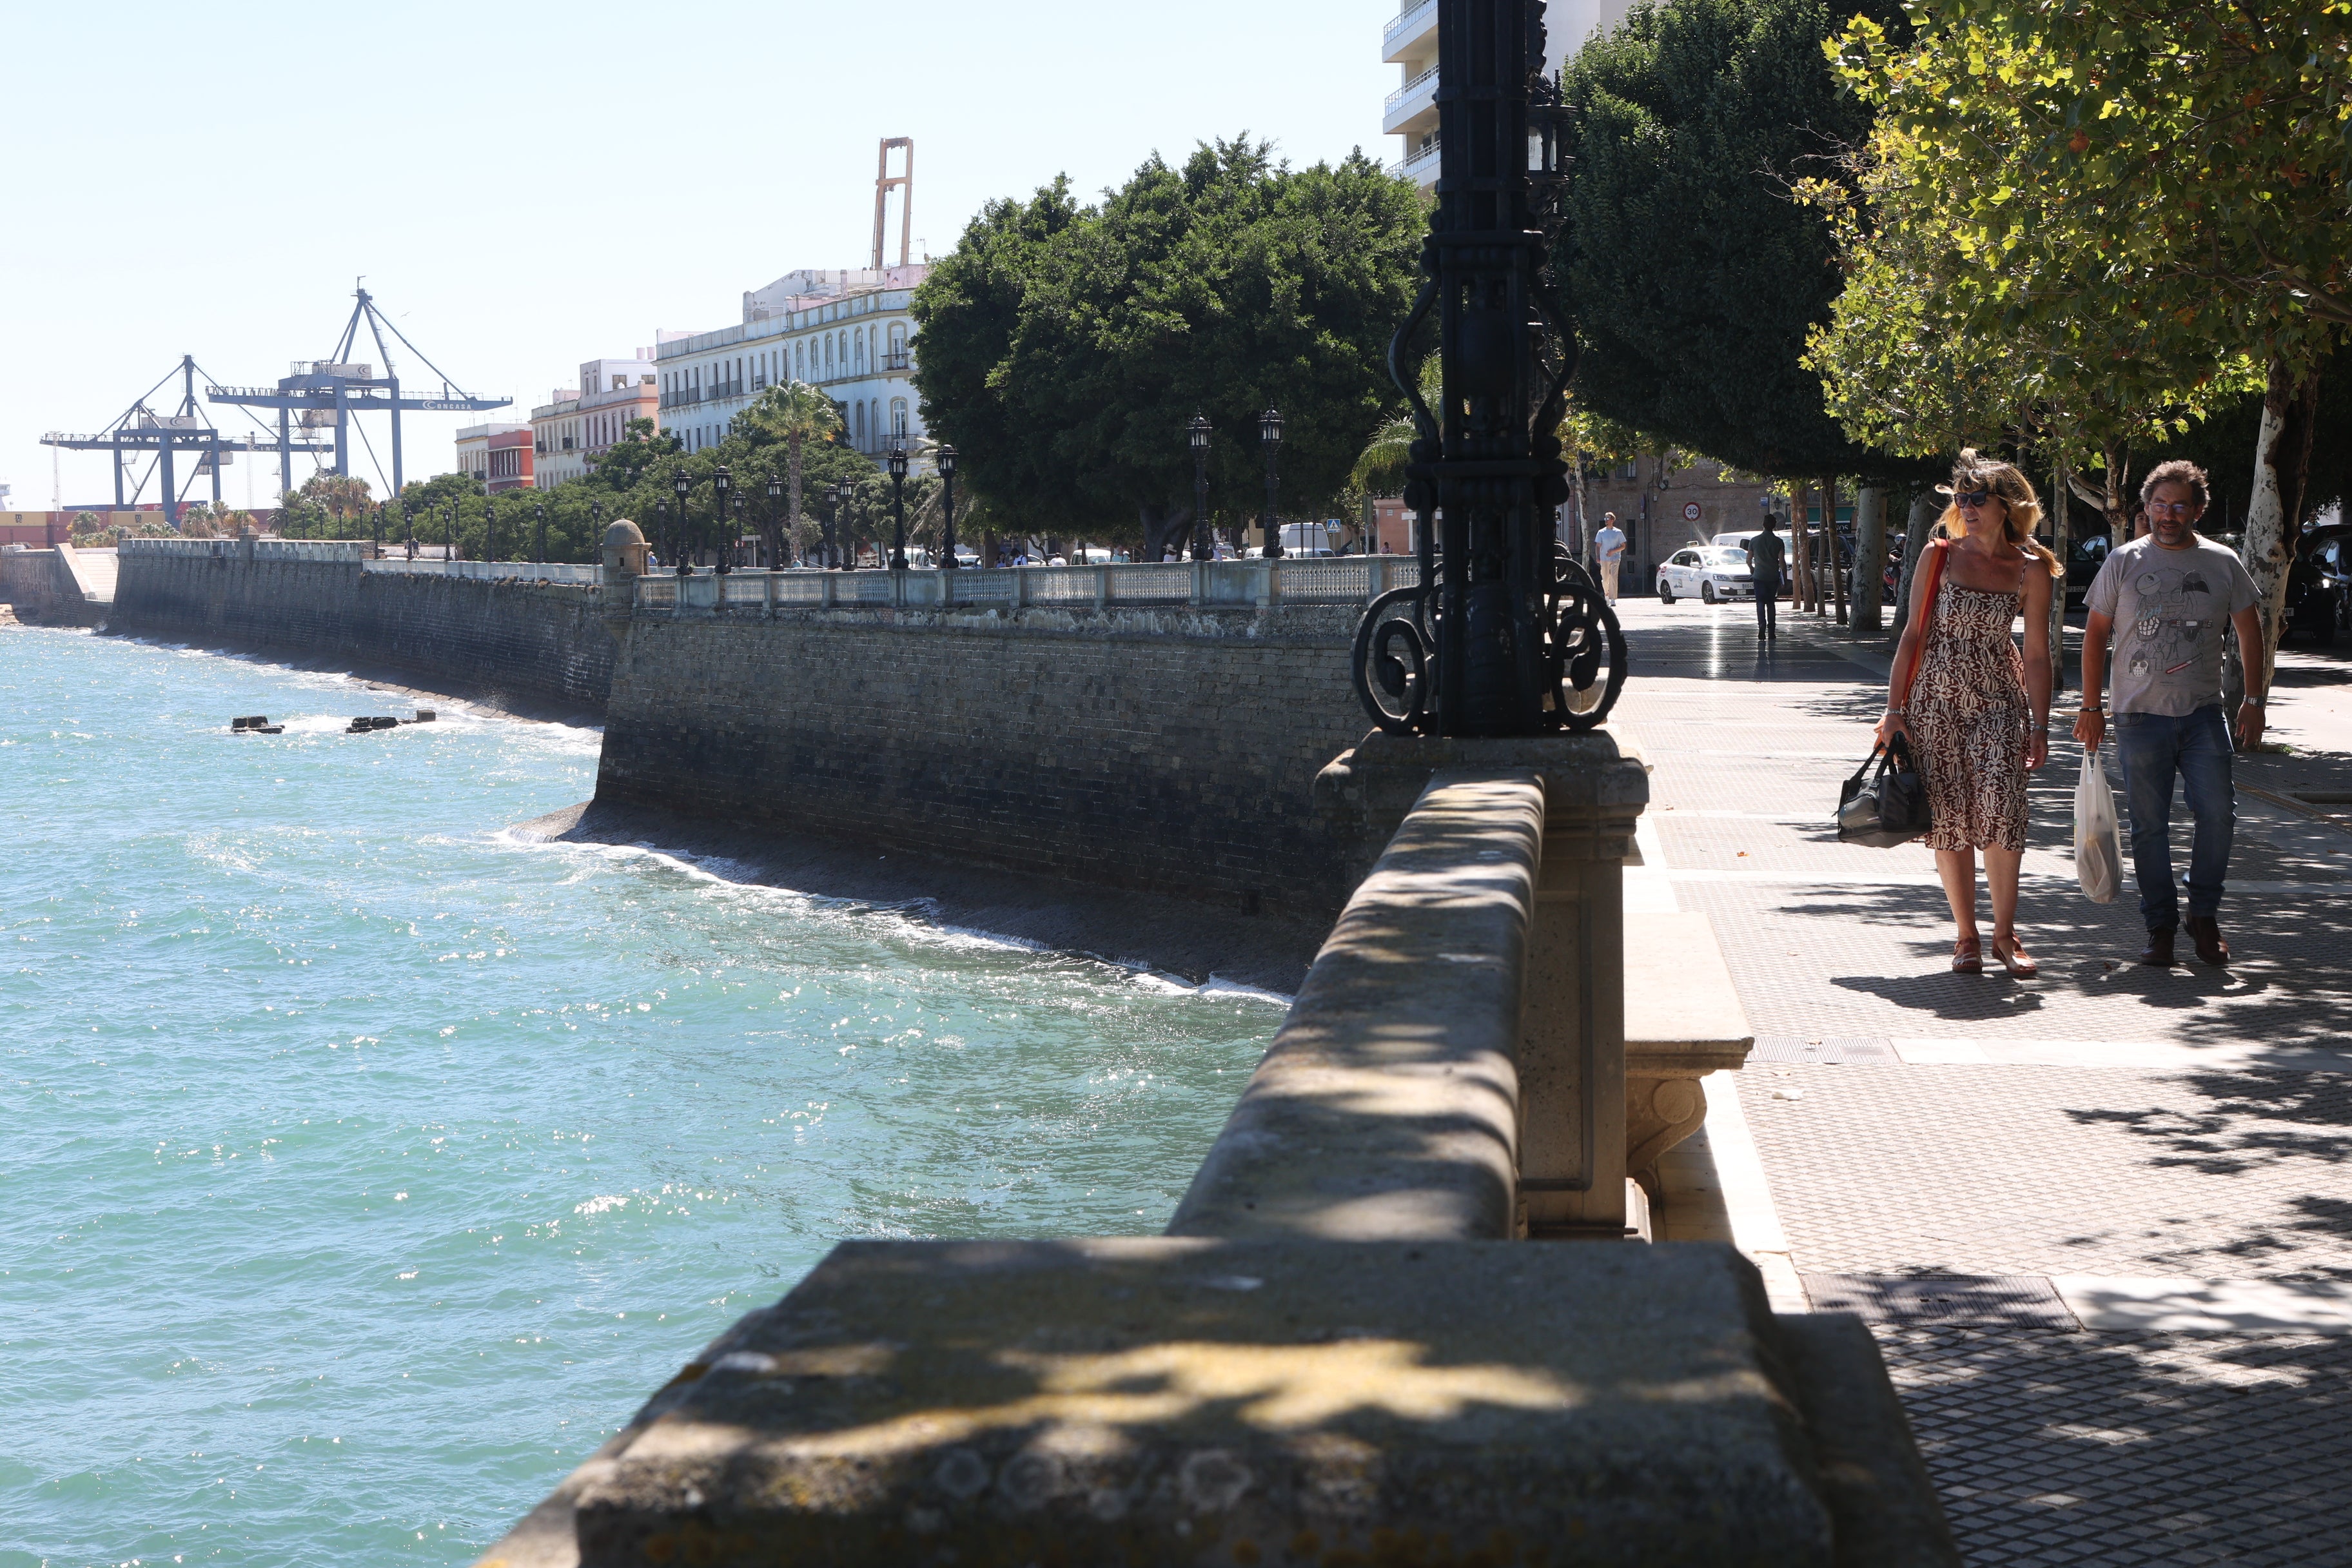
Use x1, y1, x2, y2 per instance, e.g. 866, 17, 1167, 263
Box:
1992, 934, 2039, 979
1952, 937, 1984, 974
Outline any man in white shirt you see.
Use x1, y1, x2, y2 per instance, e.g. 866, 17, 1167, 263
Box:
2073, 460, 2265, 966
1593, 513, 1627, 606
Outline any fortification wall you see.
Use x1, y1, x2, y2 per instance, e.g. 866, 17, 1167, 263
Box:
109, 545, 616, 714
0, 548, 106, 625
598, 604, 1372, 919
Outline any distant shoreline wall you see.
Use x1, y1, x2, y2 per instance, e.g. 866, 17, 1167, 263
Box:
108, 542, 615, 715
598, 602, 1371, 920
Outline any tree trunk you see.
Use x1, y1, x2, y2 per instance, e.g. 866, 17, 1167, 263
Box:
1823, 476, 1848, 625
787, 433, 805, 565
1789, 480, 1814, 611
2048, 452, 2071, 696
2242, 352, 2326, 689
1138, 501, 1190, 563
1888, 487, 1940, 642
1851, 484, 1886, 636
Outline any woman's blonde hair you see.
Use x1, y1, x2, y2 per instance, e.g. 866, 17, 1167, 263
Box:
1936, 450, 2062, 577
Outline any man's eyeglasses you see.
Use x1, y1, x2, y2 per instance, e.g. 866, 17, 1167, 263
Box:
1953, 488, 1991, 507
2146, 501, 2198, 517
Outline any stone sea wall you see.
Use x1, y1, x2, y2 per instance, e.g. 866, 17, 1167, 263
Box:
598, 603, 1371, 919
108, 546, 616, 714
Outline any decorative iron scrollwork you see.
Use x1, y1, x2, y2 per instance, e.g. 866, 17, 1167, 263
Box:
1349, 0, 1629, 739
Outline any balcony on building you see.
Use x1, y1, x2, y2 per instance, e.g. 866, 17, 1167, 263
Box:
1382, 0, 1437, 64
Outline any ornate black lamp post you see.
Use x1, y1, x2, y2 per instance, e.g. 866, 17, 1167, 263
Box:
713, 466, 732, 574
672, 471, 692, 575
1187, 414, 1212, 561
766, 475, 785, 567
484, 489, 497, 563
1258, 408, 1284, 558
654, 499, 669, 569
938, 445, 959, 570
887, 441, 910, 570
445, 500, 457, 561
534, 502, 547, 564
1351, 0, 1623, 737
589, 500, 602, 566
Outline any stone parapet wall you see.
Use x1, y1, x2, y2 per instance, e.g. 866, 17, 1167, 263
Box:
598, 603, 1371, 919
1, 548, 105, 626
108, 549, 616, 714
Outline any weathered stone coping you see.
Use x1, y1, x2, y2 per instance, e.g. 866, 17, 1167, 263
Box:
1167, 772, 1541, 1242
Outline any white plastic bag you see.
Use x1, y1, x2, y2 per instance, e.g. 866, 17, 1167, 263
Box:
2076, 745, 2123, 904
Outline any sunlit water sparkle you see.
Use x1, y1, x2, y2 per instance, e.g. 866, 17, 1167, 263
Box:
0, 629, 1277, 1567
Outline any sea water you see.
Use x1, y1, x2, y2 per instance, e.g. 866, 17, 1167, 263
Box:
0, 629, 1281, 1567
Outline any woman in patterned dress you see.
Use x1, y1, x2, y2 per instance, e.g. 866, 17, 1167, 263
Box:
1877, 453, 2060, 975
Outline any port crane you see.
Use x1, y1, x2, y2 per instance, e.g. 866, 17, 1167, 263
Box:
40, 355, 332, 525
206, 284, 509, 502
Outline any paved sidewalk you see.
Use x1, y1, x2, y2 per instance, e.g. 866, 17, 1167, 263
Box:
1614, 597, 2352, 1567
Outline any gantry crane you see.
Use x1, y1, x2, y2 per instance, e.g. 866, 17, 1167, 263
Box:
206, 284, 510, 501
40, 355, 333, 525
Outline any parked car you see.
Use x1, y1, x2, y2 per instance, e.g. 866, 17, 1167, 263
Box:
1656, 545, 1756, 605
2063, 533, 2111, 609
2284, 524, 2352, 645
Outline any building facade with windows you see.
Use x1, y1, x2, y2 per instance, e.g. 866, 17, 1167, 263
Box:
455, 422, 533, 492
1382, 0, 1623, 186
655, 264, 929, 468
533, 355, 660, 489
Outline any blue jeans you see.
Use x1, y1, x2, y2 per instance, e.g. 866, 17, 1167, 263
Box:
2113, 706, 2235, 932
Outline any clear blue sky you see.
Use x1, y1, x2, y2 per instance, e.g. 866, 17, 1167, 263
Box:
0, 1, 1400, 512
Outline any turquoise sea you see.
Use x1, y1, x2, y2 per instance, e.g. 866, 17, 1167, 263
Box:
0, 628, 1279, 1567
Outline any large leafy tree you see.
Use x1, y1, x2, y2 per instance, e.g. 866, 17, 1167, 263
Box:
734, 382, 846, 564
913, 140, 1424, 559
1834, 0, 2352, 677
1549, 0, 1911, 480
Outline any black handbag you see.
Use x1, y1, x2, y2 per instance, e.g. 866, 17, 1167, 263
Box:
1838, 734, 1933, 847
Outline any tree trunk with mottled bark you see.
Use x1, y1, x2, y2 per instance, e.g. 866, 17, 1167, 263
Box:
2241, 353, 2326, 689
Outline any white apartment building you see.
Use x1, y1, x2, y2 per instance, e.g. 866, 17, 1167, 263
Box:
532, 355, 660, 489
1383, 0, 1627, 186
656, 264, 929, 467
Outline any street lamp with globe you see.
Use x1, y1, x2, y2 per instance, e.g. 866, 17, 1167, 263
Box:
937, 446, 959, 571
887, 441, 910, 571
1187, 414, 1212, 561
672, 471, 692, 575
1259, 407, 1284, 558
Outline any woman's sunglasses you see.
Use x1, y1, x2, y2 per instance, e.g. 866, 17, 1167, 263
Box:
1952, 488, 1992, 507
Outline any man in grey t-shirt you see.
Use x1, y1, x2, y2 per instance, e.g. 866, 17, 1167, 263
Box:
2073, 460, 2265, 966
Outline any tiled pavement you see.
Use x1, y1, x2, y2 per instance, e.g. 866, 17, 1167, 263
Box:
1611, 598, 2352, 1567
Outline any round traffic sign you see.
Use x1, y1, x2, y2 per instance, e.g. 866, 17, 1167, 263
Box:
1682, 502, 1703, 522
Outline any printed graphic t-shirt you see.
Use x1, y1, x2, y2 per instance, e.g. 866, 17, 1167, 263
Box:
1595, 526, 1627, 564
2085, 534, 2259, 716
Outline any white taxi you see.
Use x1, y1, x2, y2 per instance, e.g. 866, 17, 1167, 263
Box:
1656, 545, 1757, 605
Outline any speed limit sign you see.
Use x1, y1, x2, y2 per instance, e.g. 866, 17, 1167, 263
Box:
1682, 502, 1703, 522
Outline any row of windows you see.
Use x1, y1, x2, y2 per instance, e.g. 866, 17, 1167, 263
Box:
671, 396, 911, 457
660, 318, 911, 406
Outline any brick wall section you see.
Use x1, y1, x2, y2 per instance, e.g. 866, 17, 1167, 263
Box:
600, 605, 1373, 919
109, 553, 616, 712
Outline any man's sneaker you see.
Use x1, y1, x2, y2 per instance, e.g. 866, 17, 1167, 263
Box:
2140, 927, 2177, 966
2187, 916, 2231, 965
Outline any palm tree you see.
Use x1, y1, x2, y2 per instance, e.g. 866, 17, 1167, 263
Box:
737, 382, 845, 565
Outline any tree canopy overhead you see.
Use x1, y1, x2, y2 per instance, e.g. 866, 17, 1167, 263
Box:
912, 139, 1425, 556
1549, 0, 1908, 480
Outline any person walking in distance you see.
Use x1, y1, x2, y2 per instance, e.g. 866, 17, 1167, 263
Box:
2072, 460, 2265, 966
1744, 513, 1787, 642
1877, 452, 2059, 975
1594, 512, 1627, 606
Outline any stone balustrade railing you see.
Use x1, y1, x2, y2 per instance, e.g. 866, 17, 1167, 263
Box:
121, 536, 375, 563
367, 558, 600, 585
630, 556, 1420, 614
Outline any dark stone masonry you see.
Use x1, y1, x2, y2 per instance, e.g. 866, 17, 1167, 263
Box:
108, 549, 614, 716
598, 603, 1369, 921
106, 545, 1378, 930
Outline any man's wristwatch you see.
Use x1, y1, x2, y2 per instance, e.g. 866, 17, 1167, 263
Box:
2245, 695, 2266, 707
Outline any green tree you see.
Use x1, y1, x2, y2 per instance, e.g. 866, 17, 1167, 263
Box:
734, 382, 847, 564
914, 140, 1424, 560
1833, 0, 2352, 676
1549, 0, 1909, 480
